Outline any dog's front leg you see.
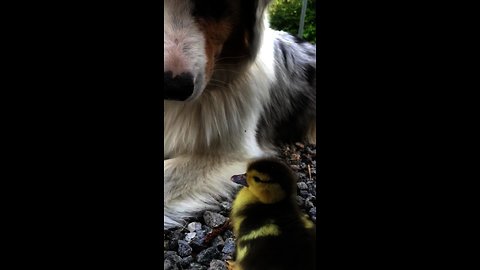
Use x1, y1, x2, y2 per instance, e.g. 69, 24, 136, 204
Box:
163, 155, 247, 229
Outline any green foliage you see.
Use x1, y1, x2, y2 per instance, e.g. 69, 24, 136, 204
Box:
268, 0, 316, 44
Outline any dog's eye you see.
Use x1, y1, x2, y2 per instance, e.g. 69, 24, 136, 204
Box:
192, 0, 227, 19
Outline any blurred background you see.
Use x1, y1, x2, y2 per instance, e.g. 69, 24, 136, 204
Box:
269, 0, 316, 44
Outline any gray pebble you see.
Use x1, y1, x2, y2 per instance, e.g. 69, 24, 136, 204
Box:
221, 253, 233, 261
180, 255, 194, 268
211, 235, 225, 248
208, 259, 228, 270
203, 211, 227, 228
190, 229, 208, 248
188, 222, 203, 232
223, 230, 234, 239
297, 172, 307, 179
185, 232, 197, 243
309, 207, 316, 218
196, 229, 208, 238
164, 258, 178, 270
305, 195, 316, 208
164, 240, 169, 250
167, 229, 183, 249
189, 262, 208, 270
220, 201, 232, 212
197, 246, 221, 265
178, 240, 193, 257
164, 251, 182, 263
297, 182, 308, 190
221, 238, 235, 255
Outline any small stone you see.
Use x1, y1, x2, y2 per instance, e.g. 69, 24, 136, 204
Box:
203, 211, 227, 228
164, 258, 178, 270
309, 207, 316, 218
222, 238, 235, 255
196, 229, 208, 239
177, 240, 193, 257
208, 259, 228, 270
190, 229, 208, 248
305, 195, 316, 209
297, 182, 308, 190
223, 230, 234, 239
221, 253, 233, 261
197, 246, 221, 265
164, 251, 182, 263
190, 262, 208, 270
299, 190, 309, 198
167, 229, 183, 249
185, 232, 196, 243
180, 256, 194, 268
188, 222, 202, 232
211, 235, 225, 248
297, 172, 307, 180
220, 201, 232, 212
190, 239, 207, 251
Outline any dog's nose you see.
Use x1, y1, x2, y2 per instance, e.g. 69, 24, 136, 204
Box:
164, 71, 194, 101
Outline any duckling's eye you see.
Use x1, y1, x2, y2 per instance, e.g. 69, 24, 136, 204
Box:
253, 176, 261, 182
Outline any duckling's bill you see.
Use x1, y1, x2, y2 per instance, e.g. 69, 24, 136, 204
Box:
231, 173, 248, 187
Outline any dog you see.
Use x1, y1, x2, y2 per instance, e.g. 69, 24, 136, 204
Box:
164, 0, 316, 229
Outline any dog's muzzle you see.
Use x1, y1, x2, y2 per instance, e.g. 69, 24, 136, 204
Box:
164, 71, 194, 101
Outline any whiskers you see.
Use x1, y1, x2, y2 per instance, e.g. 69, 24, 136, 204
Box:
207, 78, 230, 91
207, 68, 243, 91
214, 55, 248, 64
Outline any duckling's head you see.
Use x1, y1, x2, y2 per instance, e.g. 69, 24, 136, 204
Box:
231, 158, 297, 204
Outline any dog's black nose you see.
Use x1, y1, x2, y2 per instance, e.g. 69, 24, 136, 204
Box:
164, 72, 194, 101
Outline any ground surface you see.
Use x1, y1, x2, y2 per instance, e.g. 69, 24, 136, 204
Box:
164, 143, 317, 270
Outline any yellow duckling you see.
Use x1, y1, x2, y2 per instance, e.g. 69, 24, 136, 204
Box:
228, 158, 316, 270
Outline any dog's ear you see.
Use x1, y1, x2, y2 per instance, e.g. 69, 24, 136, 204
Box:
240, 0, 270, 55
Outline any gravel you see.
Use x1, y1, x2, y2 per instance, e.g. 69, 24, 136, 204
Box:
203, 211, 227, 228
164, 143, 317, 269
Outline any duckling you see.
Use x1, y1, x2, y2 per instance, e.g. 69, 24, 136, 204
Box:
228, 158, 316, 270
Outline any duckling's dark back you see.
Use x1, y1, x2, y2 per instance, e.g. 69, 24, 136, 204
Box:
232, 158, 316, 270
236, 200, 316, 270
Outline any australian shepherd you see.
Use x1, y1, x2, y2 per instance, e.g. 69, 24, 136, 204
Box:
164, 0, 316, 229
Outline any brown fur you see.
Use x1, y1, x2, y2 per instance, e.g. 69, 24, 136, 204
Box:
196, 18, 234, 81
